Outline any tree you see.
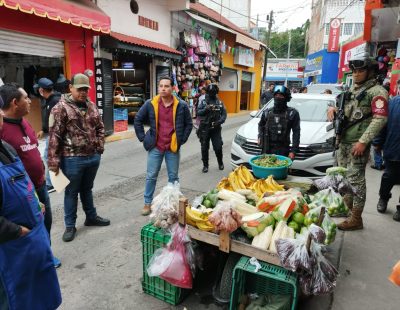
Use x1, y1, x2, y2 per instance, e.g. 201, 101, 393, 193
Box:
262, 20, 310, 58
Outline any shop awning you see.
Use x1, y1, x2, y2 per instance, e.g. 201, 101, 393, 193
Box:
187, 4, 261, 50
0, 0, 111, 33
101, 32, 182, 60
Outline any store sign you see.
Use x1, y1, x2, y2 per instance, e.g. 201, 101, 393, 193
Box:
328, 18, 341, 52
344, 43, 367, 65
95, 58, 104, 117
234, 47, 255, 67
304, 69, 322, 77
305, 55, 323, 72
267, 62, 299, 73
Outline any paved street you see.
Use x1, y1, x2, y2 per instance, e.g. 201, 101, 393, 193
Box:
46, 113, 400, 310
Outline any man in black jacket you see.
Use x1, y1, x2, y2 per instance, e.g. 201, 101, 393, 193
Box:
260, 83, 275, 108
36, 78, 61, 192
258, 85, 300, 160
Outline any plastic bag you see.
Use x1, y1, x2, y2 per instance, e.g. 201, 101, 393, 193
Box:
299, 243, 338, 295
150, 182, 181, 229
313, 174, 357, 196
308, 223, 326, 244
208, 201, 242, 232
321, 214, 336, 245
276, 237, 313, 273
147, 224, 194, 288
311, 188, 349, 217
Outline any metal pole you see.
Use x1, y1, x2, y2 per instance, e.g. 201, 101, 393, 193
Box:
284, 30, 291, 87
261, 10, 273, 95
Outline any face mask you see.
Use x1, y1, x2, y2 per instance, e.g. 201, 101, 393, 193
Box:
274, 97, 287, 111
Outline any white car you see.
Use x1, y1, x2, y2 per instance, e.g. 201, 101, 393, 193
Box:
231, 93, 337, 178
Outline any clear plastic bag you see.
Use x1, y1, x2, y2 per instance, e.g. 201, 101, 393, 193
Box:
311, 188, 349, 217
308, 223, 326, 244
321, 214, 336, 245
150, 182, 181, 229
146, 224, 194, 289
306, 243, 338, 295
208, 201, 242, 233
313, 174, 356, 196
275, 237, 313, 273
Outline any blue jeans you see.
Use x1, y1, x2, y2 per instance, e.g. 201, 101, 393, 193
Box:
43, 137, 52, 187
61, 154, 101, 228
144, 148, 180, 205
373, 148, 383, 168
36, 183, 52, 238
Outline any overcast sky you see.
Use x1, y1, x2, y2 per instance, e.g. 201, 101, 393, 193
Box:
250, 0, 312, 31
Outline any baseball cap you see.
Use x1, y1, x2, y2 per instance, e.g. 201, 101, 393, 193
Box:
37, 78, 54, 89
71, 73, 91, 89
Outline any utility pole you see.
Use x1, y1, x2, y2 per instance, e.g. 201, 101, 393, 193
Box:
284, 30, 291, 87
256, 14, 259, 40
261, 10, 273, 94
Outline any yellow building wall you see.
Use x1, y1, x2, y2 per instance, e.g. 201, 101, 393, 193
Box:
218, 32, 263, 113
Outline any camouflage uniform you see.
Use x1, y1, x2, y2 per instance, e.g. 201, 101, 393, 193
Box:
337, 79, 388, 211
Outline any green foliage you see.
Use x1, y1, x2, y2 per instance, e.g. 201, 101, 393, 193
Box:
262, 20, 310, 58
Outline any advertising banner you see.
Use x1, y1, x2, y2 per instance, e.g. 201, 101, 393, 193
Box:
328, 18, 341, 52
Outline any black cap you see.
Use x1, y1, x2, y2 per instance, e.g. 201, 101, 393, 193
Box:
37, 78, 54, 89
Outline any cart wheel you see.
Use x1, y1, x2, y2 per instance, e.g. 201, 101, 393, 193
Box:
218, 253, 241, 302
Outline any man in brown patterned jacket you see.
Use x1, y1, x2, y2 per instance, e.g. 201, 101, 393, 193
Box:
48, 73, 110, 242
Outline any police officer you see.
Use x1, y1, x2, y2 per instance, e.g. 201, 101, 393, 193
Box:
197, 84, 227, 173
258, 85, 300, 160
327, 52, 388, 231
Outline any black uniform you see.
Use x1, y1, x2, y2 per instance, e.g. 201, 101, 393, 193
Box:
41, 92, 61, 133
258, 106, 301, 156
197, 93, 227, 169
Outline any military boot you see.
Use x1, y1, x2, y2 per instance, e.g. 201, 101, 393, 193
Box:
343, 194, 353, 211
337, 208, 363, 231
377, 198, 388, 213
202, 160, 209, 173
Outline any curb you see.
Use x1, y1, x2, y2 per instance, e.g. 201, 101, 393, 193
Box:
105, 130, 135, 143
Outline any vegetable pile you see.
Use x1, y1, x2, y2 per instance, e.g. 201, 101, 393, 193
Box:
252, 155, 290, 168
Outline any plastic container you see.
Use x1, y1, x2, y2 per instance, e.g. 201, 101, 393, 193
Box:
249, 155, 292, 180
113, 108, 128, 121
114, 120, 128, 132
230, 257, 298, 310
140, 223, 189, 305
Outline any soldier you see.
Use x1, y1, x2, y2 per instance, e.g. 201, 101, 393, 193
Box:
197, 84, 227, 173
258, 85, 300, 160
327, 53, 388, 231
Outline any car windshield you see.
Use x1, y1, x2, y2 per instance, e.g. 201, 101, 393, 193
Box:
307, 84, 343, 95
257, 97, 335, 122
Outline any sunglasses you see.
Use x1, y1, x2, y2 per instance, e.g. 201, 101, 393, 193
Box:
274, 85, 288, 94
349, 60, 368, 70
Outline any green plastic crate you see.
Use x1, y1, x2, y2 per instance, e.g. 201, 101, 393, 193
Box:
230, 257, 298, 310
140, 223, 189, 305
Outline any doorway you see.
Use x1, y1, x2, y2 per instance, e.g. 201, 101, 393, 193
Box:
240, 71, 252, 110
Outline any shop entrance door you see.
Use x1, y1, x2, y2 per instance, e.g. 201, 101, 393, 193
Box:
240, 71, 252, 110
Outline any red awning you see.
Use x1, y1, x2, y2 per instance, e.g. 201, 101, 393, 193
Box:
0, 0, 111, 33
111, 32, 181, 55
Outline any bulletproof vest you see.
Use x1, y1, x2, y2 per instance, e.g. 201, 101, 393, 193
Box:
342, 79, 378, 143
266, 109, 290, 144
205, 97, 222, 125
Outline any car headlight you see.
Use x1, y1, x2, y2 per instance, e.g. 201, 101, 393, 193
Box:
309, 140, 335, 154
234, 134, 247, 147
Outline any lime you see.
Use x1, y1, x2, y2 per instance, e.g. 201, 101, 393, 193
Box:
203, 199, 212, 208
292, 212, 305, 225
288, 221, 300, 233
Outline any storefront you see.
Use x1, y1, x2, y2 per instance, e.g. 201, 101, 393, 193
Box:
0, 0, 111, 132
364, 0, 400, 96
171, 5, 263, 114
99, 32, 181, 128
304, 49, 339, 85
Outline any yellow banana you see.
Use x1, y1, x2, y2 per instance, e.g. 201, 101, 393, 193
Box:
196, 221, 214, 231
186, 207, 207, 223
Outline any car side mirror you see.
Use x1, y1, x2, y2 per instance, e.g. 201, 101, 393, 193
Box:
249, 110, 258, 118
326, 122, 334, 132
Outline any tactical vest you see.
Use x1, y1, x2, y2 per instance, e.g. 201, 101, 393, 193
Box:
265, 109, 290, 145
204, 98, 222, 125
342, 80, 379, 143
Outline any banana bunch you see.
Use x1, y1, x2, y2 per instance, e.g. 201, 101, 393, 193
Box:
217, 177, 233, 191
251, 175, 285, 197
227, 166, 255, 191
186, 207, 214, 231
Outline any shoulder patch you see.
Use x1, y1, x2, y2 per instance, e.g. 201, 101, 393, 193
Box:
371, 96, 388, 117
